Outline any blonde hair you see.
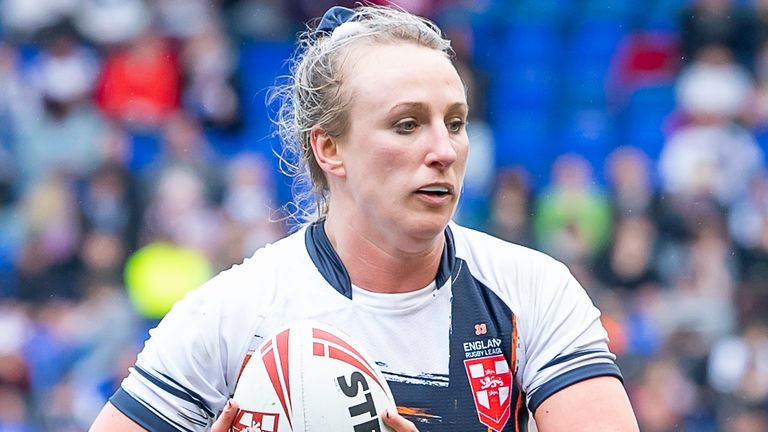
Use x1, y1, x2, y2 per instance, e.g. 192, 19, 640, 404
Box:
269, 5, 453, 223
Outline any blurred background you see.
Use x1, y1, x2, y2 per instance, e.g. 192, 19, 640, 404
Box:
1, 0, 768, 430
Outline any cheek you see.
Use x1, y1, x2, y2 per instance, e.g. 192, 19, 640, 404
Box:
365, 143, 414, 176
456, 140, 470, 169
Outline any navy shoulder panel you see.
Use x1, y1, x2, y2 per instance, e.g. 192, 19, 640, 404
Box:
528, 363, 623, 413
110, 387, 194, 432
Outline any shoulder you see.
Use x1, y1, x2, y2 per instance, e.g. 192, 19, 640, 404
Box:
210, 227, 308, 289
448, 222, 585, 332
449, 222, 571, 290
170, 228, 310, 327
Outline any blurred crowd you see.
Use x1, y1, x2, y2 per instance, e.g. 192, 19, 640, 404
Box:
1, 0, 768, 431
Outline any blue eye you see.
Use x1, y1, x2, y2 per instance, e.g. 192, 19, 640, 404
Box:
395, 119, 418, 134
447, 118, 466, 133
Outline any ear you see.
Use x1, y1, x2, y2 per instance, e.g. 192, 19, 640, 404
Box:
310, 125, 345, 178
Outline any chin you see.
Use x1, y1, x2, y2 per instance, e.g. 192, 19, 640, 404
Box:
404, 212, 452, 241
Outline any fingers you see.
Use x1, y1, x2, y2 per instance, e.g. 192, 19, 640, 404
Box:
211, 399, 239, 432
382, 409, 419, 432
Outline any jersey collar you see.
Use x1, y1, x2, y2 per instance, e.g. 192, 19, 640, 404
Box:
304, 219, 456, 299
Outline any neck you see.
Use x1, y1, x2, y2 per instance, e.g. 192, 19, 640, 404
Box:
323, 213, 445, 294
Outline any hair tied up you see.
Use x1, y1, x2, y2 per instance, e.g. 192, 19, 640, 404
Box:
313, 6, 357, 40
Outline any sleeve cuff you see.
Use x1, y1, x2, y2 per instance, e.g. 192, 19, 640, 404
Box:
110, 386, 193, 432
528, 362, 623, 414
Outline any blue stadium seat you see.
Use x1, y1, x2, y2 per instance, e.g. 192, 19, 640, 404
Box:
490, 65, 558, 112
499, 22, 563, 67
238, 41, 294, 125
491, 110, 555, 182
558, 109, 617, 182
505, 0, 576, 24
128, 131, 161, 172
621, 84, 677, 158
643, 0, 684, 30
564, 62, 609, 109
567, 20, 627, 67
0, 211, 19, 298
580, 0, 640, 22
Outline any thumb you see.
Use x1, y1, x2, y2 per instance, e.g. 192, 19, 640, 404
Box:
211, 399, 240, 432
381, 409, 419, 432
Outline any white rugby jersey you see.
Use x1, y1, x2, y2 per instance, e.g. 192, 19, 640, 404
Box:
111, 221, 621, 431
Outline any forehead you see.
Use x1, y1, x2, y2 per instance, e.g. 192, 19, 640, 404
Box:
341, 42, 466, 110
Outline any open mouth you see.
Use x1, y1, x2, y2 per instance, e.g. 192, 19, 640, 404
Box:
416, 185, 451, 197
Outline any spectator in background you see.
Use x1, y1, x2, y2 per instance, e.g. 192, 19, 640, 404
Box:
680, 0, 755, 69
139, 111, 222, 206
15, 177, 83, 302
655, 213, 738, 348
0, 42, 38, 154
0, 302, 32, 430
748, 40, 768, 128
729, 171, 768, 251
533, 153, 613, 267
709, 320, 768, 407
180, 21, 241, 129
723, 407, 768, 432
605, 146, 659, 219
223, 0, 293, 41
74, 0, 150, 47
0, 0, 78, 42
660, 44, 762, 209
753, 0, 768, 55
728, 171, 768, 323
488, 167, 533, 246
0, 43, 30, 208
152, 0, 217, 40
127, 166, 216, 323
140, 165, 222, 258
14, 25, 105, 190
593, 215, 661, 294
95, 28, 180, 129
78, 161, 141, 259
59, 277, 140, 428
631, 357, 699, 432
219, 154, 284, 269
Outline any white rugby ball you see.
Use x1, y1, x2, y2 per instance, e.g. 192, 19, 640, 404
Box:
230, 321, 397, 432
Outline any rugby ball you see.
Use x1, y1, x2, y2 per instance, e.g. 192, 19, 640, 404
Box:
230, 321, 397, 432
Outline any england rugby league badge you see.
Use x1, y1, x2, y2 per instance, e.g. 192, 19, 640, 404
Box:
462, 338, 513, 431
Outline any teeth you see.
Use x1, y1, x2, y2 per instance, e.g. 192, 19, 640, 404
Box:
419, 185, 449, 193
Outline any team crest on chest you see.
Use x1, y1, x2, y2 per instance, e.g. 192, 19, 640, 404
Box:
462, 337, 512, 431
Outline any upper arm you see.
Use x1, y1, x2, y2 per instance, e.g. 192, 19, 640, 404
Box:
107, 260, 270, 431
90, 402, 147, 432
518, 261, 621, 412
533, 376, 639, 432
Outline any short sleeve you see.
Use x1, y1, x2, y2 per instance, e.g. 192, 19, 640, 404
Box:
518, 262, 621, 413
110, 261, 268, 431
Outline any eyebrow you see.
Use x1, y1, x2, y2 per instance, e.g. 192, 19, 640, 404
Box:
386, 101, 468, 116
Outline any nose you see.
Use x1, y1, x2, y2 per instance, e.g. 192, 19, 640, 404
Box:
425, 123, 458, 169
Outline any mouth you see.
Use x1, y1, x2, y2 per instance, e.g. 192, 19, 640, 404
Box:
415, 184, 453, 199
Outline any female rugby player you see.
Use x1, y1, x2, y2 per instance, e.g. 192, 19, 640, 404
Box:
91, 5, 638, 431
